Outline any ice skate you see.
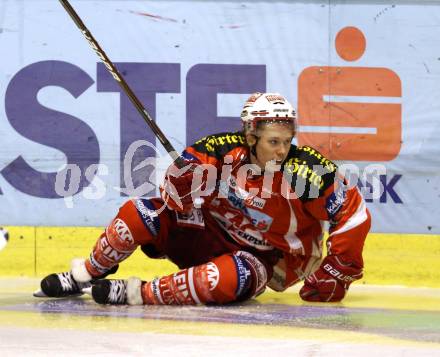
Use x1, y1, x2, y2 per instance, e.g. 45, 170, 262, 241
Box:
34, 271, 90, 298
89, 277, 145, 305
91, 279, 128, 305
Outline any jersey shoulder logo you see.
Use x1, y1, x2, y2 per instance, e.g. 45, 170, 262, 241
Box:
192, 131, 246, 158
283, 145, 337, 201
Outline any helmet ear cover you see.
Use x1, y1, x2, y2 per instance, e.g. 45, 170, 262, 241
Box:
245, 133, 258, 147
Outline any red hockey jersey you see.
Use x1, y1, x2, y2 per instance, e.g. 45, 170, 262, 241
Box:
181, 132, 371, 290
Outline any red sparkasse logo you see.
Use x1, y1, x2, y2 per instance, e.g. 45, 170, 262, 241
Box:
298, 26, 402, 161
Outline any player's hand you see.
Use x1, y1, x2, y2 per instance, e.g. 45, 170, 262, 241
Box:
299, 255, 362, 302
161, 160, 200, 212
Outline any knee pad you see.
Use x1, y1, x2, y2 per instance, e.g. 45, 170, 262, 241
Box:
234, 251, 268, 299
107, 198, 164, 247
117, 199, 162, 245
198, 251, 268, 304
130, 198, 162, 240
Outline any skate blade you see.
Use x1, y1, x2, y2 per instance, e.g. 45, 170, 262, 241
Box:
33, 289, 48, 298
81, 286, 92, 296
32, 289, 84, 298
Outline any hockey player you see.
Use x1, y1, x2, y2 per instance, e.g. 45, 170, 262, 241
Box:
38, 92, 370, 305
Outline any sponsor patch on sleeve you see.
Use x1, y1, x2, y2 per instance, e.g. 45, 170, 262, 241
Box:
325, 179, 347, 219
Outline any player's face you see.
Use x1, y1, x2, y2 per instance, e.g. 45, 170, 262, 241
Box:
251, 123, 294, 171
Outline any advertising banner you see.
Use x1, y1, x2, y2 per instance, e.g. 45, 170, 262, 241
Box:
0, 1, 439, 233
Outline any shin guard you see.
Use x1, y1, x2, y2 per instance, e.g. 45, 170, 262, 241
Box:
85, 200, 160, 277
140, 251, 268, 305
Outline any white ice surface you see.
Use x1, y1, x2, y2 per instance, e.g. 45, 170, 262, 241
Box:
1, 327, 439, 357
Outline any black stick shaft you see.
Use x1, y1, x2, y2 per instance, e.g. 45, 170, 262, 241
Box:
59, 0, 184, 167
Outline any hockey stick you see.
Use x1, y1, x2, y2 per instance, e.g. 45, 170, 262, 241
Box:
59, 0, 184, 168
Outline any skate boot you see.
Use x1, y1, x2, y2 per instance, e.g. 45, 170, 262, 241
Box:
91, 277, 144, 305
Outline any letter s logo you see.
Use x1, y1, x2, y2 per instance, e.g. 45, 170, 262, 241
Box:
2, 61, 99, 198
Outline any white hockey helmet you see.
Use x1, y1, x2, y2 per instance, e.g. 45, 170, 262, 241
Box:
240, 92, 296, 134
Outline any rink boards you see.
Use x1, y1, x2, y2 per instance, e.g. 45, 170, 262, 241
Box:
1, 226, 440, 288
